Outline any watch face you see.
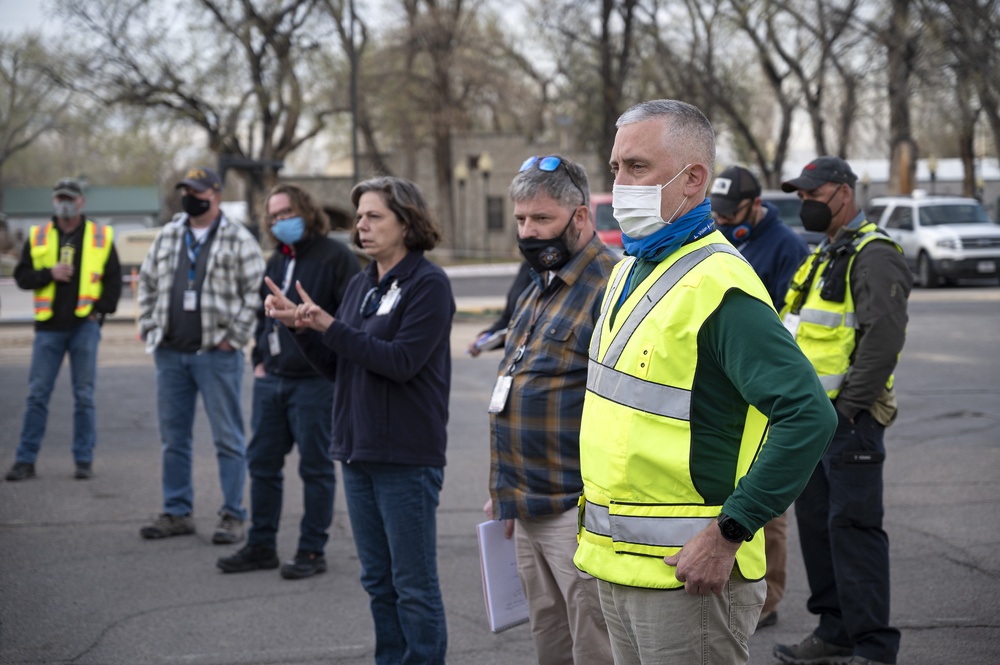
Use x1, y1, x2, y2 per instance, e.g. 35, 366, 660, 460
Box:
720, 515, 749, 542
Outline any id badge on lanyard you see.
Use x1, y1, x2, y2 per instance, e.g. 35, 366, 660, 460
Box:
267, 257, 297, 357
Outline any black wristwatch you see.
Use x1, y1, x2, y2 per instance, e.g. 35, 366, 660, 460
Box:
717, 513, 753, 543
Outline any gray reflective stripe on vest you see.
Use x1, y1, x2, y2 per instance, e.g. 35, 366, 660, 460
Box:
800, 307, 857, 329
584, 501, 714, 548
590, 256, 635, 358
587, 360, 691, 420
600, 243, 747, 367
819, 372, 847, 392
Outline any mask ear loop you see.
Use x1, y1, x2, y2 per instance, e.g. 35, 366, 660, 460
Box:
660, 163, 693, 225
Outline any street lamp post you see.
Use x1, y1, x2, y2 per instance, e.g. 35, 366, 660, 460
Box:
478, 152, 493, 260
927, 156, 938, 195
454, 162, 468, 254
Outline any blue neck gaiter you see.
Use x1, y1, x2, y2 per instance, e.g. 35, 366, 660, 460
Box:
621, 199, 715, 262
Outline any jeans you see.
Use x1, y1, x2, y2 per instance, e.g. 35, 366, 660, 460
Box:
17, 319, 101, 465
247, 374, 335, 553
342, 462, 447, 665
154, 348, 246, 519
795, 409, 901, 663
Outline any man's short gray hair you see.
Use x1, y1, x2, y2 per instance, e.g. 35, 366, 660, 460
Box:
509, 156, 591, 210
617, 99, 716, 174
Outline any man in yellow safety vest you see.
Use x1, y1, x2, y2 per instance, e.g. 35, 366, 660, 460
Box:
574, 99, 838, 665
7, 177, 121, 482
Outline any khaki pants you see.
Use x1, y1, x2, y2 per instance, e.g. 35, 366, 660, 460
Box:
763, 512, 788, 614
515, 508, 614, 665
598, 574, 766, 665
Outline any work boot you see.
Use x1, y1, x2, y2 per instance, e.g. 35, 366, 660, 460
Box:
216, 544, 279, 573
140, 513, 195, 539
5, 462, 36, 481
845, 658, 891, 665
211, 512, 245, 545
74, 462, 93, 480
280, 550, 327, 579
774, 634, 853, 665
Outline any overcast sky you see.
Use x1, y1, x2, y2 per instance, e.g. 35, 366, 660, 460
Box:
0, 0, 56, 36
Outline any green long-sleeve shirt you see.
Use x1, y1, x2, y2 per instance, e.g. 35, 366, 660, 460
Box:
692, 290, 838, 534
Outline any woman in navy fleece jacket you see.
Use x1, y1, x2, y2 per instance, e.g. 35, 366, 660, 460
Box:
265, 177, 455, 665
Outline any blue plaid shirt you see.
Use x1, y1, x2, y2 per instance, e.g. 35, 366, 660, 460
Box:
489, 235, 617, 519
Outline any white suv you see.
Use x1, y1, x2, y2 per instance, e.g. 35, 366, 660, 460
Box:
866, 193, 1000, 287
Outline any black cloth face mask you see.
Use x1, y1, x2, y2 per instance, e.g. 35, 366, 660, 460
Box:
517, 214, 575, 273
181, 194, 212, 218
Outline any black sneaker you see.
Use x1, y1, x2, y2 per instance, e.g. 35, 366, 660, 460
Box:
774, 634, 853, 665
74, 462, 93, 480
280, 550, 327, 579
5, 462, 36, 481
217, 544, 279, 573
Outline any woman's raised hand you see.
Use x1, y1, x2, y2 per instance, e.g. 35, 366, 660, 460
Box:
294, 281, 335, 333
264, 276, 299, 327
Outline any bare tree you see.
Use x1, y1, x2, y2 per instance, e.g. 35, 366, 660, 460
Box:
880, 0, 919, 194
0, 35, 75, 206
765, 0, 864, 158
57, 0, 341, 228
540, 0, 638, 191
923, 0, 1000, 166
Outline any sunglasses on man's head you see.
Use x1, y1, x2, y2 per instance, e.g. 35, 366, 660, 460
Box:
520, 155, 564, 173
518, 155, 587, 206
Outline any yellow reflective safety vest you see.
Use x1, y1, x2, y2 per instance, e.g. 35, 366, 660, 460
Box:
780, 222, 901, 398
574, 232, 771, 589
30, 220, 114, 321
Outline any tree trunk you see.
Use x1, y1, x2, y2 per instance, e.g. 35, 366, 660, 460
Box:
885, 0, 917, 195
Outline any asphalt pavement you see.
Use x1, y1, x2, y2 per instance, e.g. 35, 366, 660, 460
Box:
1, 277, 999, 664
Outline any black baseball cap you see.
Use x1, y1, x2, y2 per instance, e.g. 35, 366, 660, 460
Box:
175, 166, 222, 193
710, 166, 761, 216
53, 178, 84, 198
781, 156, 858, 192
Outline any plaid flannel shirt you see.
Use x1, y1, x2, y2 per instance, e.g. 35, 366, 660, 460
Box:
489, 235, 618, 520
138, 214, 264, 353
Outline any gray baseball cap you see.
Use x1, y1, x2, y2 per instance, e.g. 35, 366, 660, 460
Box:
53, 178, 84, 198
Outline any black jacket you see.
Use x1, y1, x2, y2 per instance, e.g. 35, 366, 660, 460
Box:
295, 251, 455, 467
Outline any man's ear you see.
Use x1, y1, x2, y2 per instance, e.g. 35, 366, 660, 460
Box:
683, 164, 711, 197
573, 204, 591, 227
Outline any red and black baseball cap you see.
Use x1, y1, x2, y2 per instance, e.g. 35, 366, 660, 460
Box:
781, 156, 858, 192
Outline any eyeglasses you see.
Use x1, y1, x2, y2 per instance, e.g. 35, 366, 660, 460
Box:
713, 200, 752, 224
360, 286, 382, 318
360, 280, 400, 318
519, 155, 587, 207
268, 206, 296, 222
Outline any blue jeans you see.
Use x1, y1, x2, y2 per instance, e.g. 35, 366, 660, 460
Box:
342, 462, 447, 665
17, 319, 101, 465
795, 409, 900, 663
247, 374, 335, 553
154, 348, 247, 519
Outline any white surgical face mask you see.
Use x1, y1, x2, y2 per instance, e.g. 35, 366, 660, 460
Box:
612, 163, 692, 238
